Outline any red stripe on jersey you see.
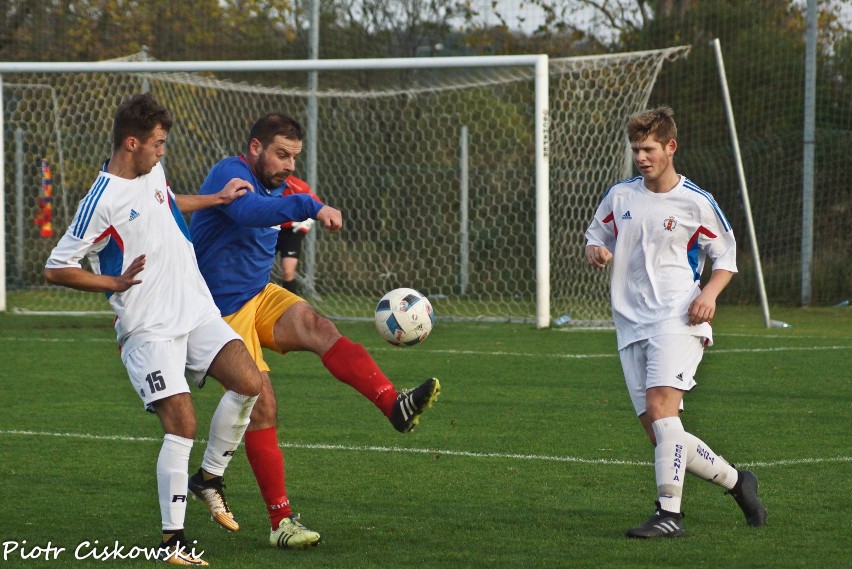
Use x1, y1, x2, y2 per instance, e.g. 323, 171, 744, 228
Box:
687, 225, 717, 249
601, 211, 618, 238
94, 225, 124, 251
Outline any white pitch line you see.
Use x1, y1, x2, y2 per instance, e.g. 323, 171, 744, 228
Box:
1, 429, 848, 469
374, 348, 617, 359
279, 441, 650, 465
0, 336, 115, 343
3, 337, 848, 360
370, 345, 850, 359
710, 345, 849, 355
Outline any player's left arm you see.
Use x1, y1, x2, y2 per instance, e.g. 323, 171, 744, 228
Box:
688, 198, 738, 325
174, 178, 253, 213
688, 268, 733, 325
224, 191, 324, 227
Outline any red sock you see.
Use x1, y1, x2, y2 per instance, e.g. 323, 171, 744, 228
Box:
244, 427, 291, 529
321, 337, 398, 416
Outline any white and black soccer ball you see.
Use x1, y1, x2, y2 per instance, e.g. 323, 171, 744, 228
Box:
374, 288, 434, 347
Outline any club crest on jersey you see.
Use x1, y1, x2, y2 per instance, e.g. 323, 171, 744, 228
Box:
663, 216, 678, 231
155, 189, 165, 204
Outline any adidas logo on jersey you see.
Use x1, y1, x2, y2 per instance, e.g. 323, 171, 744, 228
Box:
129, 209, 140, 221
676, 372, 684, 381
622, 211, 632, 220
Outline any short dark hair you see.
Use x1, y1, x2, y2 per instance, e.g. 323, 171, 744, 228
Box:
627, 105, 677, 145
248, 113, 303, 148
112, 93, 173, 150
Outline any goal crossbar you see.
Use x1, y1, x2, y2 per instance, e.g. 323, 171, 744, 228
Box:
0, 54, 547, 74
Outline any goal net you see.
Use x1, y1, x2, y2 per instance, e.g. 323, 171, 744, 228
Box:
2, 47, 688, 323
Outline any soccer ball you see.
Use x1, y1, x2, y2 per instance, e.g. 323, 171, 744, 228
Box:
374, 288, 434, 346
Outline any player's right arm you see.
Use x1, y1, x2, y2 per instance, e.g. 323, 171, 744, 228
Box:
44, 254, 146, 293
45, 175, 145, 294
585, 244, 612, 269
584, 187, 616, 269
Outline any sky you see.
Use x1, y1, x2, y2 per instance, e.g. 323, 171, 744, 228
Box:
476, 1, 569, 33
479, 0, 850, 36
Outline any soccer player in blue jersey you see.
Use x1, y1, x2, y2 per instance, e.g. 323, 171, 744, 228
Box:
584, 106, 767, 538
45, 93, 262, 566
189, 113, 440, 548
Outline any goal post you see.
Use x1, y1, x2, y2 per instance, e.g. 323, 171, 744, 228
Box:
1, 48, 689, 326
0, 75, 5, 312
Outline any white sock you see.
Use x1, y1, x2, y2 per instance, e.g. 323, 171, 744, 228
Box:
684, 432, 738, 490
652, 417, 687, 513
157, 434, 193, 531
201, 390, 258, 476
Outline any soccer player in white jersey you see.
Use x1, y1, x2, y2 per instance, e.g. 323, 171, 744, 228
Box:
44, 93, 264, 565
584, 106, 767, 538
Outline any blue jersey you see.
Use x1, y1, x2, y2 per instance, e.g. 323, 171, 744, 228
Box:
190, 156, 323, 316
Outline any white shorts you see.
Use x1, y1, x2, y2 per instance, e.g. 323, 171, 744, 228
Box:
122, 316, 242, 411
619, 334, 705, 416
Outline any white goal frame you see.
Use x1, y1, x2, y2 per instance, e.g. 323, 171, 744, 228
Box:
0, 55, 553, 325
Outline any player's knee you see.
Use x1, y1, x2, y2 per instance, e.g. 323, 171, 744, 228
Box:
311, 312, 343, 351
273, 303, 340, 353
218, 340, 262, 397
155, 396, 197, 439
293, 303, 337, 338
313, 311, 339, 338
166, 419, 197, 440
239, 369, 262, 398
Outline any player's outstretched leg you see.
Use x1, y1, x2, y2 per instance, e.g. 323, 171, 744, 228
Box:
727, 470, 768, 526
319, 334, 441, 432
390, 377, 441, 433
270, 514, 322, 549
625, 501, 686, 538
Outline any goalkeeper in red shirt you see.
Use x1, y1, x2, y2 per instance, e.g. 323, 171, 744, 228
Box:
275, 175, 320, 294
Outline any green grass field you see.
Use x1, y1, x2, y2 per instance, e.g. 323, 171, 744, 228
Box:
0, 306, 849, 568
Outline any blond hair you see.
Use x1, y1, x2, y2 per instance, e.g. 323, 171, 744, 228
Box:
627, 105, 677, 145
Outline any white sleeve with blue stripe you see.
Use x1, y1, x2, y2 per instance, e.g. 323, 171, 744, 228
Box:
45, 175, 113, 271
694, 184, 737, 273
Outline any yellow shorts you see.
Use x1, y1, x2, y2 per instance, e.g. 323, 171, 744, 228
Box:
222, 283, 304, 373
